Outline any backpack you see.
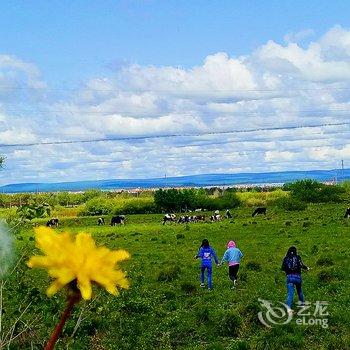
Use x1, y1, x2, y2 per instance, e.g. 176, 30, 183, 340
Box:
285, 255, 299, 271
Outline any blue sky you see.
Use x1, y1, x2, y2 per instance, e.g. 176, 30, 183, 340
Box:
1, 1, 350, 85
1, 1, 350, 184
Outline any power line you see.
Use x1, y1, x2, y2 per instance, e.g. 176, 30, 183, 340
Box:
1, 85, 350, 93
2, 107, 350, 118
1, 121, 349, 149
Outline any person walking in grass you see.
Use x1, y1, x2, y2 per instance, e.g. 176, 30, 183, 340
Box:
281, 246, 310, 314
194, 239, 219, 290
220, 240, 243, 288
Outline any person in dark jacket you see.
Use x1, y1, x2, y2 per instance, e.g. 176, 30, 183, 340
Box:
194, 239, 219, 290
281, 246, 310, 312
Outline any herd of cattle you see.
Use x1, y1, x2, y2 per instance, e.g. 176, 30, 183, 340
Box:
45, 207, 350, 228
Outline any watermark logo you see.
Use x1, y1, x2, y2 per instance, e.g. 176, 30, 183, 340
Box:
258, 299, 292, 327
258, 299, 329, 328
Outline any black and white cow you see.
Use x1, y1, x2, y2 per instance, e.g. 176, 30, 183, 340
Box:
344, 207, 350, 218
196, 215, 206, 222
163, 214, 176, 225
178, 216, 187, 224
178, 215, 198, 224
110, 215, 125, 226
97, 217, 105, 225
252, 207, 267, 217
46, 218, 59, 227
225, 209, 232, 219
210, 214, 221, 222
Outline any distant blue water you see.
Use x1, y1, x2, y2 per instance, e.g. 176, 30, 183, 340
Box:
1, 168, 349, 193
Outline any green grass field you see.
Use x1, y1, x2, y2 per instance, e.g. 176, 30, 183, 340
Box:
2, 203, 350, 349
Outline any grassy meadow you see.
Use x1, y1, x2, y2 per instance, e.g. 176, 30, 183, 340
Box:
1, 199, 349, 350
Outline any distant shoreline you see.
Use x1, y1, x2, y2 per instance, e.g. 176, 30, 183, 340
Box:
1, 168, 348, 194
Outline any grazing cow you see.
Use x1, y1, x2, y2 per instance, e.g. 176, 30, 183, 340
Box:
110, 215, 125, 226
46, 218, 59, 227
252, 207, 267, 217
97, 217, 105, 225
178, 216, 186, 224
178, 215, 189, 224
163, 213, 176, 225
189, 215, 197, 222
178, 215, 199, 224
210, 214, 221, 222
225, 209, 232, 219
196, 215, 206, 222
344, 207, 350, 218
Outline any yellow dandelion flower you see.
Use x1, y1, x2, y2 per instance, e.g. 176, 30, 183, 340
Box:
28, 226, 130, 300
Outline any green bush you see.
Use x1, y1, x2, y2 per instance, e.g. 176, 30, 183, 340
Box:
115, 199, 157, 215
275, 197, 307, 211
284, 180, 346, 203
79, 197, 113, 215
154, 188, 241, 212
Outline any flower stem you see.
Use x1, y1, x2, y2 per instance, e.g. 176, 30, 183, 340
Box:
44, 292, 81, 350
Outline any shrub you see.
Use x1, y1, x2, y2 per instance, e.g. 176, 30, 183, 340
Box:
341, 180, 350, 194
302, 221, 311, 228
80, 196, 157, 216
230, 341, 250, 350
238, 189, 288, 207
79, 197, 113, 216
121, 299, 151, 314
317, 257, 334, 267
218, 310, 242, 337
318, 270, 335, 283
246, 261, 262, 271
285, 180, 346, 203
195, 305, 210, 323
154, 188, 241, 212
311, 245, 319, 254
162, 290, 176, 300
116, 199, 157, 214
180, 282, 197, 294
275, 197, 307, 211
157, 266, 181, 282
239, 271, 248, 282
206, 343, 226, 350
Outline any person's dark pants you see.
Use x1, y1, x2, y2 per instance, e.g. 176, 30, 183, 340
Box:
286, 274, 304, 308
201, 266, 213, 289
229, 264, 240, 282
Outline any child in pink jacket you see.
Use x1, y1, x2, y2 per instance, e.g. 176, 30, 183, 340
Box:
220, 241, 243, 287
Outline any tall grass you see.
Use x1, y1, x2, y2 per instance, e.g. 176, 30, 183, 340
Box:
237, 189, 288, 207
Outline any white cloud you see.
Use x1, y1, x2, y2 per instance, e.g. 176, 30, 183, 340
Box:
284, 29, 315, 43
1, 26, 350, 185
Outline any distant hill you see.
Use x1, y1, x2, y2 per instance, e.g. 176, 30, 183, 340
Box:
0, 168, 349, 193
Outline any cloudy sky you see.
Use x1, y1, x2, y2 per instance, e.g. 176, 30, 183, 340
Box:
1, 1, 350, 185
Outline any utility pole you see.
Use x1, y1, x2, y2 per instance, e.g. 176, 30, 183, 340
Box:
341, 159, 344, 183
